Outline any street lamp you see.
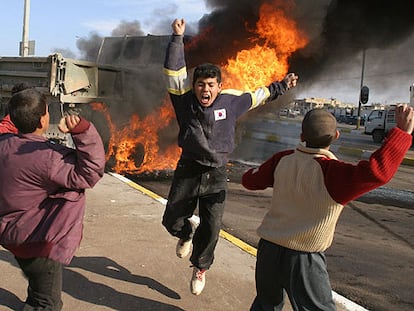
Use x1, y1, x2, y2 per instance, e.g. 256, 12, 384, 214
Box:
20, 0, 35, 56
21, 0, 30, 57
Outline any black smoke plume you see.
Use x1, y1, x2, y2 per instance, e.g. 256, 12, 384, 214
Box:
76, 32, 103, 61
186, 0, 413, 79
185, 0, 263, 68
290, 0, 414, 81
111, 20, 145, 37
77, 20, 145, 61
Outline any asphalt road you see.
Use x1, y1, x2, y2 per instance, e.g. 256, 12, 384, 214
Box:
133, 117, 414, 311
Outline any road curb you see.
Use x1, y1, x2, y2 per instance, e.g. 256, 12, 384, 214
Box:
402, 156, 414, 166
109, 172, 369, 311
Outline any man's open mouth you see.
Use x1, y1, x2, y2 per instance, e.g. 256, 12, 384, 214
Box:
201, 94, 210, 103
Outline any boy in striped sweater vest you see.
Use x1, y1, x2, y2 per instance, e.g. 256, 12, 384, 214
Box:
242, 106, 414, 310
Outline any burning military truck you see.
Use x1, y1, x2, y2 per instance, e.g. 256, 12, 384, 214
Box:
0, 35, 181, 174
0, 2, 310, 175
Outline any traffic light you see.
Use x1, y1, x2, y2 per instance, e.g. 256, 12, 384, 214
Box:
360, 86, 369, 104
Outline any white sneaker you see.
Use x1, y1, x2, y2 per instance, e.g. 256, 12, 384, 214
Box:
190, 267, 206, 295
176, 218, 198, 258
176, 238, 192, 258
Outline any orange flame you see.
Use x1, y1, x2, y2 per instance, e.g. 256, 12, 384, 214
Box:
91, 100, 181, 174
91, 0, 308, 175
223, 0, 308, 90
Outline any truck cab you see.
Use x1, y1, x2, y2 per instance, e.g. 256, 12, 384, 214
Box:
364, 106, 396, 143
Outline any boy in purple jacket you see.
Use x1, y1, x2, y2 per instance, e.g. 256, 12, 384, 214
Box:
242, 106, 414, 310
0, 88, 106, 310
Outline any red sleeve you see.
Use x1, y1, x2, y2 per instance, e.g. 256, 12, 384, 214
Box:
242, 149, 294, 190
0, 115, 18, 134
317, 127, 412, 205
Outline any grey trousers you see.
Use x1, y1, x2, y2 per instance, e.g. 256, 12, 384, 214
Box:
16, 257, 63, 311
250, 239, 337, 311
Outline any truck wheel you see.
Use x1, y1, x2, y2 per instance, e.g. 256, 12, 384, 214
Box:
372, 130, 385, 143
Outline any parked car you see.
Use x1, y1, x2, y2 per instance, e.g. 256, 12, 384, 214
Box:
348, 115, 365, 125
336, 115, 349, 123
287, 109, 300, 118
337, 115, 365, 126
279, 109, 288, 116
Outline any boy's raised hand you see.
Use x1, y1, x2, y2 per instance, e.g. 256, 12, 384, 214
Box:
58, 115, 81, 133
283, 73, 299, 89
395, 104, 414, 134
172, 18, 185, 36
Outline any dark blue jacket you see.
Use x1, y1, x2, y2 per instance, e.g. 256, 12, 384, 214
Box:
164, 34, 288, 167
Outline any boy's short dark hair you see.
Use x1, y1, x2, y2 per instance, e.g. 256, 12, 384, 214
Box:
9, 88, 48, 134
4, 83, 32, 115
11, 82, 31, 95
193, 63, 222, 86
302, 109, 337, 148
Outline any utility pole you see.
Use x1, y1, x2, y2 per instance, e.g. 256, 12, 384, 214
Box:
356, 49, 366, 129
21, 0, 30, 56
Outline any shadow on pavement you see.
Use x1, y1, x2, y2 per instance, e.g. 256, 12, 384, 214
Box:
0, 250, 183, 311
69, 256, 181, 300
63, 268, 184, 310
